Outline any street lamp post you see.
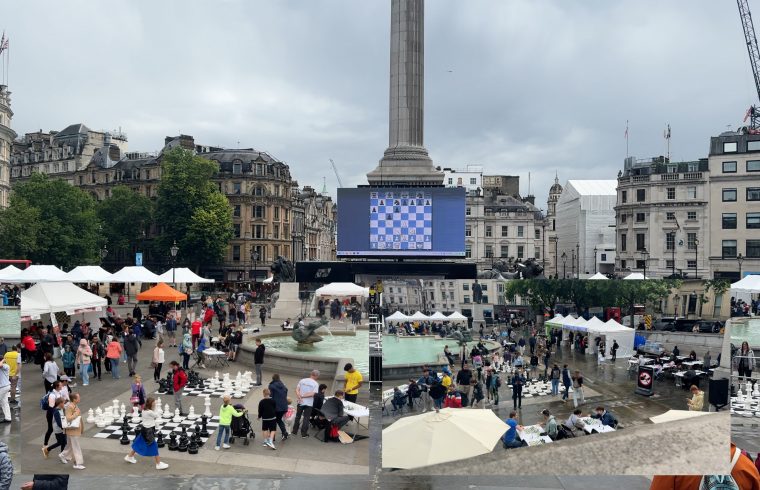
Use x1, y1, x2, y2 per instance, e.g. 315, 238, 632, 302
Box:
593, 246, 598, 274
576, 243, 580, 277
571, 250, 576, 278
170, 240, 179, 286
738, 253, 745, 279
642, 247, 649, 279
561, 252, 567, 279
100, 245, 108, 264
251, 249, 259, 286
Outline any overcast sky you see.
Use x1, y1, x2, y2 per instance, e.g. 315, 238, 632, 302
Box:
3, 0, 754, 206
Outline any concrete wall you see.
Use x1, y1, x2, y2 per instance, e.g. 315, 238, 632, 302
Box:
639, 330, 723, 357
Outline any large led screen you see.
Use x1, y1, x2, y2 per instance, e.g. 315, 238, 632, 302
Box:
337, 187, 465, 257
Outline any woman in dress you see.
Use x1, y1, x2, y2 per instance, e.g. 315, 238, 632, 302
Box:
124, 397, 169, 470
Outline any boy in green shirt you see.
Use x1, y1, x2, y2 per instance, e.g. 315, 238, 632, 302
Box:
216, 395, 245, 450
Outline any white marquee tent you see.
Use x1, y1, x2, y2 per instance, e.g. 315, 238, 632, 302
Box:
0, 265, 21, 281
65, 266, 114, 283
447, 311, 468, 323
429, 311, 449, 320
601, 318, 635, 358
730, 275, 760, 294
588, 272, 609, 280
545, 314, 565, 328
385, 311, 408, 322
409, 311, 429, 321
158, 267, 214, 284
562, 315, 589, 332
624, 272, 649, 280
21, 282, 107, 320
315, 282, 369, 298
3, 265, 70, 283
110, 266, 162, 283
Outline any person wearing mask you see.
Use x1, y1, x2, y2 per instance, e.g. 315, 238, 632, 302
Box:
59, 392, 85, 470
105, 336, 123, 380
124, 397, 169, 469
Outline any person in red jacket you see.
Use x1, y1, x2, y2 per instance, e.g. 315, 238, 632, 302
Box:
190, 319, 202, 351
203, 307, 214, 328
170, 361, 188, 416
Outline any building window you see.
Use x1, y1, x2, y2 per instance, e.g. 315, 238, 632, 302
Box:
254, 206, 265, 219
254, 225, 266, 239
465, 225, 472, 237
687, 232, 697, 250
723, 188, 737, 202
621, 213, 627, 223
724, 142, 738, 153
535, 247, 540, 259
750, 161, 760, 172
686, 186, 696, 199
636, 212, 646, 223
274, 207, 280, 220
748, 212, 760, 229
722, 240, 737, 258
687, 260, 697, 269
273, 224, 280, 239
666, 232, 675, 251
464, 295, 471, 304
233, 182, 242, 195
722, 213, 737, 229
748, 187, 760, 201
748, 240, 760, 258
500, 245, 509, 257
232, 245, 240, 261
517, 245, 524, 259
465, 245, 472, 259
687, 211, 697, 220
621, 190, 627, 203
535, 229, 541, 239
485, 225, 492, 237
469, 178, 477, 185
666, 212, 675, 221
517, 226, 524, 237
636, 233, 645, 251
233, 205, 241, 218
636, 260, 645, 269
620, 260, 627, 269
485, 245, 493, 258
466, 207, 471, 216
254, 187, 264, 196
621, 233, 627, 252
463, 283, 470, 291
666, 187, 676, 199
723, 161, 737, 173
448, 178, 453, 185
233, 162, 242, 174
233, 224, 241, 238
636, 189, 645, 202
501, 226, 508, 237
749, 141, 760, 151
666, 259, 674, 270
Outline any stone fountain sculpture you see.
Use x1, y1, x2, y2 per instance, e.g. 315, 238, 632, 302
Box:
292, 318, 329, 345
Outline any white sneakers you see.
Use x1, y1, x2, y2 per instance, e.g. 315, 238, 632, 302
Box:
214, 445, 220, 451
125, 454, 168, 470
222, 443, 230, 449
73, 464, 86, 470
58, 454, 69, 464
124, 455, 137, 464
156, 462, 169, 470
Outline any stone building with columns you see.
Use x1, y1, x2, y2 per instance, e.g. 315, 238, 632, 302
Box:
0, 86, 15, 208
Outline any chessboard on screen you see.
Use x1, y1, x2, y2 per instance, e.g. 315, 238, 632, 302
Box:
369, 190, 432, 251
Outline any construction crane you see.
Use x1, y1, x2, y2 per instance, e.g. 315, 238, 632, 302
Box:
329, 158, 345, 188
737, 0, 760, 133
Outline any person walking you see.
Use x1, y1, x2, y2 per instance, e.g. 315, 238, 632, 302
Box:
511, 368, 526, 410
180, 333, 192, 370
611, 340, 619, 362
0, 358, 11, 423
124, 397, 169, 470
572, 370, 585, 408
215, 395, 246, 450
165, 314, 177, 348
42, 381, 64, 450
3, 346, 18, 405
292, 370, 320, 438
89, 338, 103, 381
124, 329, 139, 377
170, 361, 188, 415
561, 364, 572, 401
42, 353, 59, 394
268, 374, 289, 441
152, 340, 165, 382
259, 306, 267, 327
254, 339, 265, 386
550, 363, 561, 396
105, 336, 122, 379
75, 339, 91, 387
41, 397, 67, 460
59, 392, 85, 470
258, 388, 278, 449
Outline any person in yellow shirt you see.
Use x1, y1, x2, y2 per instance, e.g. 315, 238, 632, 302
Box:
3, 345, 18, 405
343, 363, 363, 403
442, 372, 452, 388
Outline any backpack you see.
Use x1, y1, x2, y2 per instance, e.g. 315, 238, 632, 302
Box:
699, 449, 742, 490
40, 391, 53, 411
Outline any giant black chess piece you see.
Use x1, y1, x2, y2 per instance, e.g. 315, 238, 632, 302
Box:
119, 416, 130, 445
163, 371, 174, 395
193, 424, 203, 447
178, 427, 189, 452
187, 434, 199, 454
156, 430, 165, 448
167, 433, 178, 451
199, 415, 209, 438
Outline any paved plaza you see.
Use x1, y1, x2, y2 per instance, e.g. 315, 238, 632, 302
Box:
20, 314, 369, 476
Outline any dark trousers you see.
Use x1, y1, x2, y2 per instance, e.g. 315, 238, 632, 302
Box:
154, 362, 163, 381
44, 409, 54, 445
739, 366, 753, 382
330, 415, 351, 430
513, 389, 522, 409
293, 404, 313, 436
92, 359, 102, 379
182, 353, 190, 370
46, 433, 67, 453
43, 379, 54, 394
562, 384, 570, 400
345, 393, 358, 403
64, 366, 75, 378
275, 410, 287, 436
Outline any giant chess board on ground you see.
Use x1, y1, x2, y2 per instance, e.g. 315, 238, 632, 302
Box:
93, 414, 221, 443
155, 370, 254, 398
369, 190, 432, 251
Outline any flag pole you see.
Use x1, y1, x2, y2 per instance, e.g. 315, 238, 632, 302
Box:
625, 120, 629, 158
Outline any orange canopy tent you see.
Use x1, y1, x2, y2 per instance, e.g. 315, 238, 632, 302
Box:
136, 282, 187, 302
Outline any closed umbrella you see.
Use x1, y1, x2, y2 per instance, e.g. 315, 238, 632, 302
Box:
382, 408, 508, 469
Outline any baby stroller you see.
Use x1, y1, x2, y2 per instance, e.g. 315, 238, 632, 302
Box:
228, 403, 255, 446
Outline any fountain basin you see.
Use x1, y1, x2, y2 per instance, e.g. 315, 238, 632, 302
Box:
382, 335, 500, 380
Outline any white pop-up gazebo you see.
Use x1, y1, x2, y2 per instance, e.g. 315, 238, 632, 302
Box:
385, 311, 408, 322
3, 265, 70, 283
562, 315, 589, 332
588, 272, 609, 280
315, 282, 369, 298
158, 267, 214, 284
409, 311, 429, 321
65, 266, 114, 283
730, 274, 760, 294
20, 282, 107, 321
110, 266, 162, 283
447, 311, 468, 324
601, 318, 636, 357
0, 265, 21, 281
624, 272, 649, 280
429, 311, 449, 321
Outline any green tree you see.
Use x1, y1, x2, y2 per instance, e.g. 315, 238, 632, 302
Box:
155, 147, 233, 270
1, 173, 101, 268
0, 195, 42, 259
96, 185, 154, 263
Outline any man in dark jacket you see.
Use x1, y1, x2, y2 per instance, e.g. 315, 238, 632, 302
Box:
268, 373, 289, 441
254, 338, 265, 386
456, 363, 473, 405
21, 474, 70, 490
511, 369, 526, 410
132, 305, 142, 323
124, 329, 140, 377
320, 390, 352, 431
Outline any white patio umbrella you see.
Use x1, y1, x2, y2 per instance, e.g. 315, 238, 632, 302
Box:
66, 266, 114, 283
650, 410, 712, 424
382, 408, 509, 469
3, 265, 70, 283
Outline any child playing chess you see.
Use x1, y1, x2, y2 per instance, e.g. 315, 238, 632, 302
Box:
258, 388, 277, 450
215, 395, 246, 450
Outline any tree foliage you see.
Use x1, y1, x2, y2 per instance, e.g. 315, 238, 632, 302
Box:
155, 147, 233, 270
0, 173, 101, 268
96, 185, 153, 261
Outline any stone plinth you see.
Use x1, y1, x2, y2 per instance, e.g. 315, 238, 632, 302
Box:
270, 282, 302, 320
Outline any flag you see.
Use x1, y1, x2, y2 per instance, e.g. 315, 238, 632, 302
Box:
664, 124, 671, 140
0, 32, 6, 55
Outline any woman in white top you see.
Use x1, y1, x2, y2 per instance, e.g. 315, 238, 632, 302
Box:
124, 397, 168, 470
42, 353, 59, 393
152, 340, 165, 383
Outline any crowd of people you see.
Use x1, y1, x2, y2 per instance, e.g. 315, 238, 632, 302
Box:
731, 296, 759, 318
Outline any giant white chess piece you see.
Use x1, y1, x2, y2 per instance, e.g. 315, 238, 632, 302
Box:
86, 408, 96, 424
172, 408, 182, 423
95, 410, 106, 428
203, 396, 212, 418
164, 404, 172, 419
131, 405, 141, 423
187, 405, 197, 420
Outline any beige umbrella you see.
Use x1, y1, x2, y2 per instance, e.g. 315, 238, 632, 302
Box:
382, 408, 508, 469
